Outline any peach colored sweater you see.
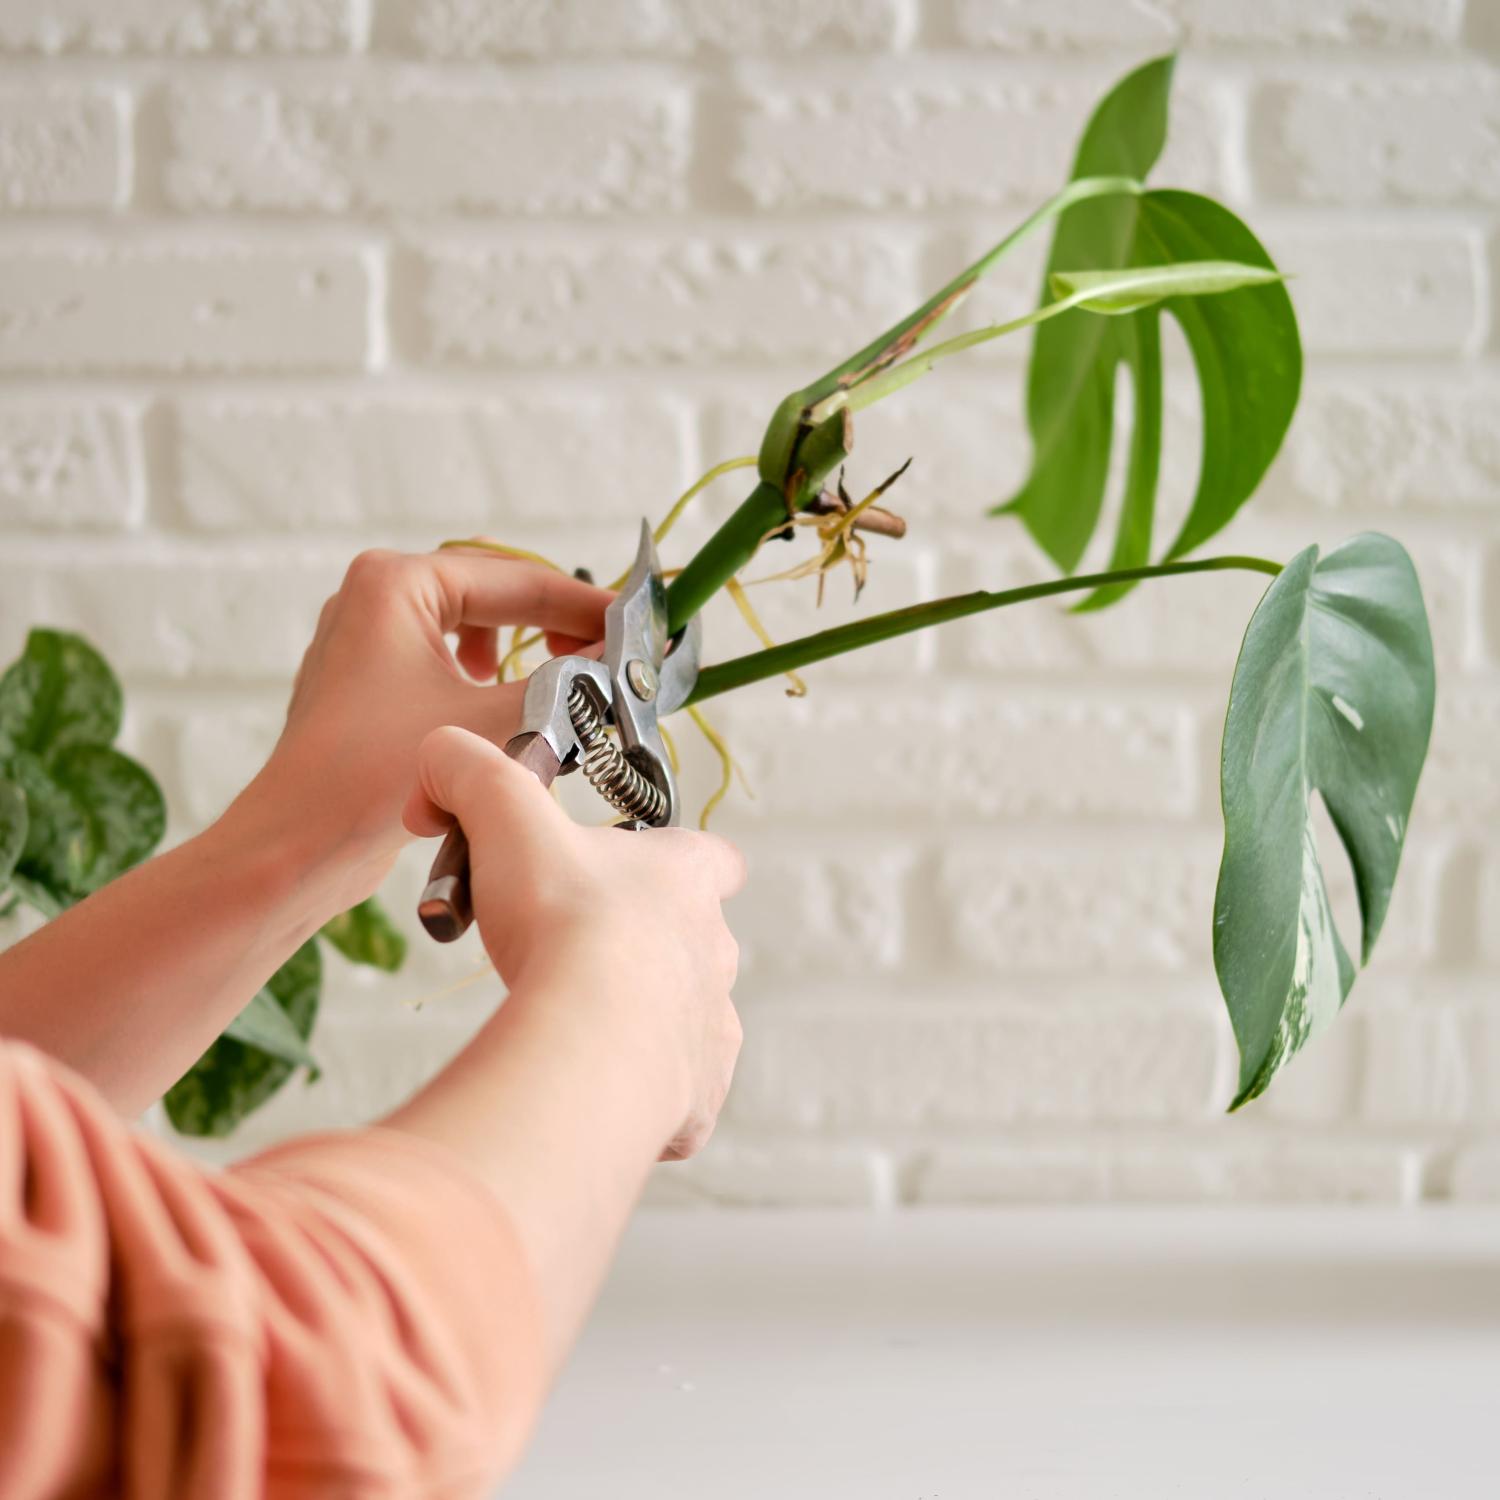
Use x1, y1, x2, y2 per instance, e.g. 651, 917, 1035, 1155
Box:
0, 1038, 544, 1499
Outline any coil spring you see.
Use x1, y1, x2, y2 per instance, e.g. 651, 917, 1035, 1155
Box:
567, 681, 667, 825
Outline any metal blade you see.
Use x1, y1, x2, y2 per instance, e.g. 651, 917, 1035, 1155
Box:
604, 518, 667, 678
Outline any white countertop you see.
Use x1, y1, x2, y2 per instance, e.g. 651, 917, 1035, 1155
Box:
507, 1209, 1500, 1499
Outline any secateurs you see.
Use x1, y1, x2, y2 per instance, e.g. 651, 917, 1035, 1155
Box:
418, 520, 701, 943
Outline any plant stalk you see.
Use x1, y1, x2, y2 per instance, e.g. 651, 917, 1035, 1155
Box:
684, 555, 1282, 705
666, 175, 1145, 636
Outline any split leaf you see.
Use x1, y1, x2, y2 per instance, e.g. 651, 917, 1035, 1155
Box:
1214, 534, 1434, 1108
999, 55, 1301, 611
164, 939, 323, 1139
320, 897, 407, 972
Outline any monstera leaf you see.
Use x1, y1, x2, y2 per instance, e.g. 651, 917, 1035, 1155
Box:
999, 55, 1301, 609
1215, 535, 1435, 1107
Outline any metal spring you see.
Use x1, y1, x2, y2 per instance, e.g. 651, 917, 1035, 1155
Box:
567, 680, 667, 825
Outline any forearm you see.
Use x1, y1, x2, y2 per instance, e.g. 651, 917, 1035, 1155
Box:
383, 951, 681, 1377
0, 782, 353, 1115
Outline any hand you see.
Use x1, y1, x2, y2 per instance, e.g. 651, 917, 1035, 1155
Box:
404, 726, 745, 1160
231, 548, 613, 910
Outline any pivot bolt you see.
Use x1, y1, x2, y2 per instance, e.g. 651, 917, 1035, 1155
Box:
626, 658, 658, 701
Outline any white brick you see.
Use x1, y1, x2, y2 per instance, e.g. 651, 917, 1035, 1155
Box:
910, 1146, 1109, 1202
1252, 73, 1500, 206
732, 71, 1233, 209
0, 246, 369, 373
1266, 227, 1482, 356
0, 0, 352, 53
0, 401, 140, 528
730, 837, 918, 976
1106, 1142, 1418, 1203
164, 80, 689, 214
642, 1140, 890, 1207
0, 543, 339, 681
713, 686, 1196, 822
911, 1141, 1415, 1203
171, 396, 692, 531
380, 0, 910, 56
1359, 1007, 1475, 1124
0, 88, 123, 208
1417, 689, 1500, 821
1479, 852, 1500, 968
941, 535, 1269, 677
170, 702, 284, 825
1264, 377, 1500, 512
954, 0, 1464, 49
940, 839, 1218, 973
729, 1003, 1220, 1127
409, 236, 918, 367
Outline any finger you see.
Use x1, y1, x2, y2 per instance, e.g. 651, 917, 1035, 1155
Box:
428, 554, 614, 640
454, 624, 499, 682
648, 828, 747, 898
660, 1115, 717, 1162
544, 630, 593, 657
403, 725, 568, 855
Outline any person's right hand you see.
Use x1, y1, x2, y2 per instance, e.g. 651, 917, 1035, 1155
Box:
403, 725, 745, 1160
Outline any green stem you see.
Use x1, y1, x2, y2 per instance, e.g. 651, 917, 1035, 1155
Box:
684, 555, 1283, 705
666, 176, 1145, 636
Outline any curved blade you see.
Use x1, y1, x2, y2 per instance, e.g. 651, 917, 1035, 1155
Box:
656, 614, 702, 717
604, 519, 667, 677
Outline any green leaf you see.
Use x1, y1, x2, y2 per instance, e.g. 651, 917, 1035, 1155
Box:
0, 629, 122, 761
164, 939, 322, 1139
8, 746, 165, 897
1214, 535, 1435, 1109
5, 871, 68, 919
0, 778, 26, 888
998, 55, 1301, 612
223, 986, 319, 1069
7, 751, 93, 894
1048, 260, 1284, 315
319, 897, 407, 973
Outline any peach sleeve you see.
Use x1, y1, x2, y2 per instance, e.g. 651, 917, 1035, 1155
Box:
0, 1038, 545, 1500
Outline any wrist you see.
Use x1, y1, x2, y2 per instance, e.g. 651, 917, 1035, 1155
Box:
501, 950, 690, 1151
210, 769, 378, 944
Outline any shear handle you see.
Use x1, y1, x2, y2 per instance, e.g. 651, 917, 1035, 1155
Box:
417, 732, 561, 944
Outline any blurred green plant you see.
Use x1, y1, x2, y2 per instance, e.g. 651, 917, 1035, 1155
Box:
0, 628, 408, 1138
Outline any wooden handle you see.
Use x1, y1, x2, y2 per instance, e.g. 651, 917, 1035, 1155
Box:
417, 733, 562, 943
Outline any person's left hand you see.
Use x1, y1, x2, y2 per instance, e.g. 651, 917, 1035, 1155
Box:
229, 546, 613, 908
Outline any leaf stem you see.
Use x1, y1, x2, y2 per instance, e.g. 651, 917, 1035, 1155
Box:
684, 554, 1283, 705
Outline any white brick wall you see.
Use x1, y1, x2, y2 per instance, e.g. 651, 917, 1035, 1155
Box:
1, 0, 1496, 1209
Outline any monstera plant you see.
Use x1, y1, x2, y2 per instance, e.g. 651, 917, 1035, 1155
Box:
0, 55, 1434, 1132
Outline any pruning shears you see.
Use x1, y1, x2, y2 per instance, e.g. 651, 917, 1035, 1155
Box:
418, 520, 701, 943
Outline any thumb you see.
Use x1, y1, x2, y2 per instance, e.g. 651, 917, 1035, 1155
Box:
403, 725, 565, 859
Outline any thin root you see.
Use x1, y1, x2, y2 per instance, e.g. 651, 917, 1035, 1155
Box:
686, 704, 751, 829
725, 577, 806, 697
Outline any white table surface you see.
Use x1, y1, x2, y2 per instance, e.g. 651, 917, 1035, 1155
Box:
506, 1208, 1500, 1499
